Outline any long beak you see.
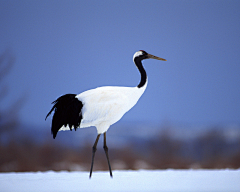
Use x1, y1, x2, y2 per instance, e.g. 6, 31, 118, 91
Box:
147, 54, 167, 61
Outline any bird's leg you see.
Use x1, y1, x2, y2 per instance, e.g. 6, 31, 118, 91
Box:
103, 132, 113, 177
89, 134, 100, 178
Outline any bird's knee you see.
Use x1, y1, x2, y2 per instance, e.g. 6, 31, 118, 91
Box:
103, 145, 108, 152
92, 146, 97, 153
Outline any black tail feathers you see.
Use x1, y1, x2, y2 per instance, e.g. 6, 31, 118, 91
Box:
45, 94, 83, 139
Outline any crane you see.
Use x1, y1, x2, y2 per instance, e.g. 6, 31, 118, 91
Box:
45, 50, 166, 178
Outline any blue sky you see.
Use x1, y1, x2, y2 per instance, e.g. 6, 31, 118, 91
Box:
0, 0, 239, 127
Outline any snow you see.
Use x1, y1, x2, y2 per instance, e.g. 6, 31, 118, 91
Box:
1, 169, 239, 192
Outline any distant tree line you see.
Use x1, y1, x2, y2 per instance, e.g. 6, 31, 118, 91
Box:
0, 127, 239, 172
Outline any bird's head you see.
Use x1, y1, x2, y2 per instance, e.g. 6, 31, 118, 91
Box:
133, 50, 166, 62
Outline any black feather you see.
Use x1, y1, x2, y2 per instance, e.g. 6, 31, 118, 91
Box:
45, 94, 83, 139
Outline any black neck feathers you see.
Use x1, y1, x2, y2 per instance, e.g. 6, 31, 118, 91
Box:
134, 57, 147, 88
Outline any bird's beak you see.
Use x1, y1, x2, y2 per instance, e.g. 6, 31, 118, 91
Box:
147, 54, 167, 61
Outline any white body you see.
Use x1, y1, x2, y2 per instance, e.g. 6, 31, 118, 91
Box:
59, 80, 147, 134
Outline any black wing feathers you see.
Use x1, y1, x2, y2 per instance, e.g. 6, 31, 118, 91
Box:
45, 94, 83, 139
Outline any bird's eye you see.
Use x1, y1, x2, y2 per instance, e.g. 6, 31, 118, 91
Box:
140, 50, 147, 55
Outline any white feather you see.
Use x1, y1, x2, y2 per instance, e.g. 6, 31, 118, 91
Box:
133, 51, 144, 61
59, 81, 147, 134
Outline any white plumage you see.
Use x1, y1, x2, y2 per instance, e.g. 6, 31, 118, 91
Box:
46, 50, 166, 178
60, 83, 147, 134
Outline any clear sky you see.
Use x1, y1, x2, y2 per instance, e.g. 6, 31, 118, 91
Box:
0, 0, 239, 127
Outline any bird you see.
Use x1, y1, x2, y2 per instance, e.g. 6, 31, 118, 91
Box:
45, 50, 166, 178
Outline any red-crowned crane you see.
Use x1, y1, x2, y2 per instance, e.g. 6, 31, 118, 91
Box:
45, 50, 166, 178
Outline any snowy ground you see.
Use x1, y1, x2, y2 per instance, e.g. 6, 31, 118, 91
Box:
1, 169, 239, 192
